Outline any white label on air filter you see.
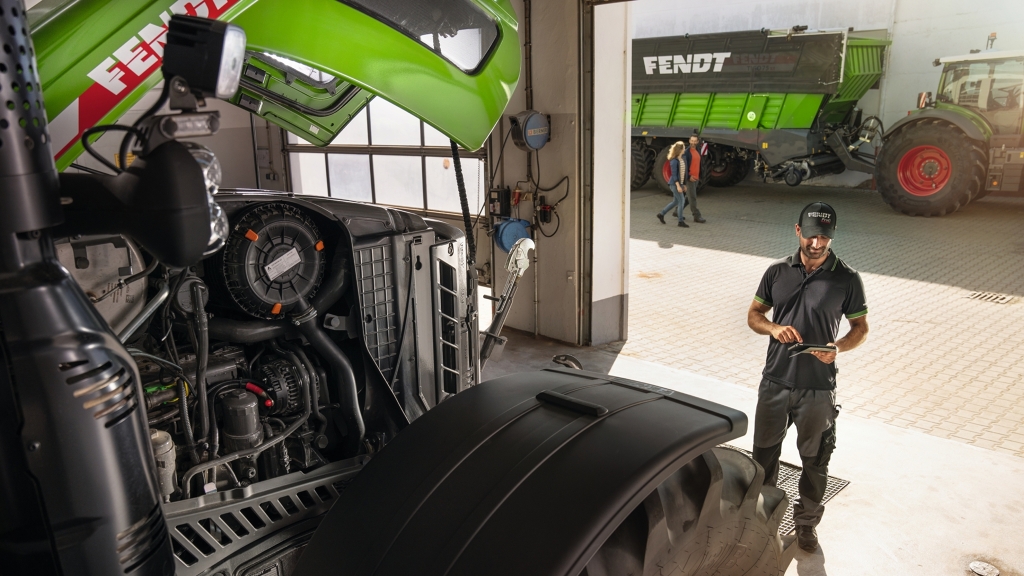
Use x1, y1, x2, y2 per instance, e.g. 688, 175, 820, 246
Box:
264, 247, 301, 281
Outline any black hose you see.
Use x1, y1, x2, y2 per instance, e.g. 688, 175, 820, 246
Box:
190, 282, 211, 448
128, 348, 200, 463
291, 300, 365, 452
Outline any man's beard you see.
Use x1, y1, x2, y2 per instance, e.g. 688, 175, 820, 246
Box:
801, 244, 828, 260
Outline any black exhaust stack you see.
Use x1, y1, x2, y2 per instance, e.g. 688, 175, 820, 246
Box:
0, 2, 174, 575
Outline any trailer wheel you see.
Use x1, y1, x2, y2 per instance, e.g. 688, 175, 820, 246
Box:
652, 146, 673, 194
583, 448, 788, 576
630, 140, 656, 190
876, 119, 986, 216
707, 154, 750, 188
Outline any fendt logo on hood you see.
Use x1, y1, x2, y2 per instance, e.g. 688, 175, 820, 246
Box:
642, 52, 731, 75
51, 0, 239, 160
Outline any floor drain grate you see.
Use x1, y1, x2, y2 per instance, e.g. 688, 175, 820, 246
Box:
722, 445, 850, 535
966, 291, 1015, 304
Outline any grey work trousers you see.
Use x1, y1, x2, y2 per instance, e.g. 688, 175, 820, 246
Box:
751, 377, 838, 528
683, 179, 702, 219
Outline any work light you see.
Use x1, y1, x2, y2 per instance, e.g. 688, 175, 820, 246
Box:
163, 15, 247, 100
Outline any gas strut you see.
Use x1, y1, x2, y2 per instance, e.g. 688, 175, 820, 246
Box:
479, 238, 535, 369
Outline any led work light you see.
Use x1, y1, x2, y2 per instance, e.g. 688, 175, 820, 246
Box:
163, 15, 246, 100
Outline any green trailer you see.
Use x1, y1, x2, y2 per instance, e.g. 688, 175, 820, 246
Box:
630, 27, 888, 192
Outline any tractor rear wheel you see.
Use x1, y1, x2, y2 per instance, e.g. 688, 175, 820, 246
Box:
876, 119, 986, 216
630, 140, 656, 190
583, 447, 788, 576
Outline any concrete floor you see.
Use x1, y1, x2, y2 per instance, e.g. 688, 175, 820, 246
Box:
483, 330, 1024, 576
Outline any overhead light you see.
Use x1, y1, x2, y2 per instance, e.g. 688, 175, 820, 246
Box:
163, 15, 247, 100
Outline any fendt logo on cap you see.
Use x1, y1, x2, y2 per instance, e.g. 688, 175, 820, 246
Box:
807, 211, 832, 223
642, 52, 731, 75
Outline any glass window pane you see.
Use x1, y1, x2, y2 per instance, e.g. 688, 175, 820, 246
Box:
373, 155, 424, 208
339, 0, 498, 72
333, 107, 369, 145
423, 122, 451, 147
327, 154, 373, 202
287, 132, 313, 145
425, 156, 484, 214
290, 153, 328, 196
369, 98, 421, 145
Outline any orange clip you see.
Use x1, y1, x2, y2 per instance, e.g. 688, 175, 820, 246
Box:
271, 303, 282, 315
245, 229, 259, 242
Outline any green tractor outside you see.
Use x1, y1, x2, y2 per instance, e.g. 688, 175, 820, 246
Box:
875, 50, 1024, 216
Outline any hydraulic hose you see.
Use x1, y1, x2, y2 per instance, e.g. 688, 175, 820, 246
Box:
291, 299, 365, 453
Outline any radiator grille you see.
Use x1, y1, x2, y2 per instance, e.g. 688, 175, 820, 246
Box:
354, 244, 399, 380
437, 260, 461, 394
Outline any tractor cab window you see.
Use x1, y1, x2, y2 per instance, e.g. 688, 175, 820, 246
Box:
340, 0, 499, 73
938, 58, 1024, 134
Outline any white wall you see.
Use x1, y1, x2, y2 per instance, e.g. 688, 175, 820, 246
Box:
590, 3, 632, 344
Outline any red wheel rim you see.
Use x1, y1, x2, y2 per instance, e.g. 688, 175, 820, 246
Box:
897, 145, 952, 196
661, 159, 672, 183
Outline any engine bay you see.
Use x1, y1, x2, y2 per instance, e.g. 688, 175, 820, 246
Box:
66, 193, 476, 507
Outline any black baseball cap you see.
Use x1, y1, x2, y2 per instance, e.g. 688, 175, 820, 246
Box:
798, 202, 837, 238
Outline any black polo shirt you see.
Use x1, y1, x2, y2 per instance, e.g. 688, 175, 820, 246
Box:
754, 249, 867, 390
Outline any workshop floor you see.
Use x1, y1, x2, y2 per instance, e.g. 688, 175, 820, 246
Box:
481, 181, 1024, 575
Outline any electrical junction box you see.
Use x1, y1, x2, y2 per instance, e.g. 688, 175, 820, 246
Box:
489, 187, 512, 217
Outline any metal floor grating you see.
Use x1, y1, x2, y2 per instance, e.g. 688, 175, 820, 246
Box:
722, 445, 850, 535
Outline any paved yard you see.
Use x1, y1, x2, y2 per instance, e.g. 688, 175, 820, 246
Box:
617, 181, 1024, 458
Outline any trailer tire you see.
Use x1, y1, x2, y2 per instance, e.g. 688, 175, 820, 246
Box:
708, 155, 750, 188
583, 447, 788, 576
876, 119, 986, 216
630, 140, 656, 190
652, 146, 673, 194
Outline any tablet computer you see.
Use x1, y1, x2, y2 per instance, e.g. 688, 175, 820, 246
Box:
787, 343, 838, 358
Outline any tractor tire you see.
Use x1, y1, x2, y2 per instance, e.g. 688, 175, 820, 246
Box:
708, 155, 750, 188
876, 119, 987, 216
652, 146, 673, 194
630, 140, 656, 190
583, 447, 788, 576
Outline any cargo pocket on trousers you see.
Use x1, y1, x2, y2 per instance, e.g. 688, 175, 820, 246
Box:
814, 408, 839, 468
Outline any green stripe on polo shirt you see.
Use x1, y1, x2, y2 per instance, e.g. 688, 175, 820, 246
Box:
754, 295, 772, 306
846, 309, 868, 319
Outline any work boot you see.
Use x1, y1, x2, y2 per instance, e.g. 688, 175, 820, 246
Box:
677, 221, 689, 228
796, 525, 818, 552
657, 213, 665, 224
694, 217, 707, 223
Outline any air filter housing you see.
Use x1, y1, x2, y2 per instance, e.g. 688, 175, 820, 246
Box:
219, 203, 325, 319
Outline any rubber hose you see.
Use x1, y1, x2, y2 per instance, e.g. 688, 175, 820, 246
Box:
191, 283, 211, 445
292, 301, 365, 452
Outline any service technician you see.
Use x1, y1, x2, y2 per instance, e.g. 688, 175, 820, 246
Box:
746, 202, 869, 553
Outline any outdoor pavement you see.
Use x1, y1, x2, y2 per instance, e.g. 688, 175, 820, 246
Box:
620, 180, 1024, 458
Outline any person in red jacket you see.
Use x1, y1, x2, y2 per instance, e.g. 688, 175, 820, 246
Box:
678, 134, 706, 224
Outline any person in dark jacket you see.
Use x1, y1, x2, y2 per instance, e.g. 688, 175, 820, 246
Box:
678, 135, 706, 224
656, 141, 689, 227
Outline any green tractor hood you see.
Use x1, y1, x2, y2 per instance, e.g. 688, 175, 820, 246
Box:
30, 0, 520, 170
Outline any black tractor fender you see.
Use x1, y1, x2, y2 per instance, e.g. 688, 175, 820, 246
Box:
295, 368, 747, 576
885, 108, 990, 143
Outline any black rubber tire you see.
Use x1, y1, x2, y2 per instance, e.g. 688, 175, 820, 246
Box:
708, 155, 750, 188
582, 447, 788, 576
630, 140, 656, 190
875, 119, 987, 216
652, 146, 673, 194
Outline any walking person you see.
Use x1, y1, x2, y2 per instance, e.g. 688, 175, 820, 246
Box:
745, 202, 869, 552
681, 134, 706, 223
656, 141, 688, 227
